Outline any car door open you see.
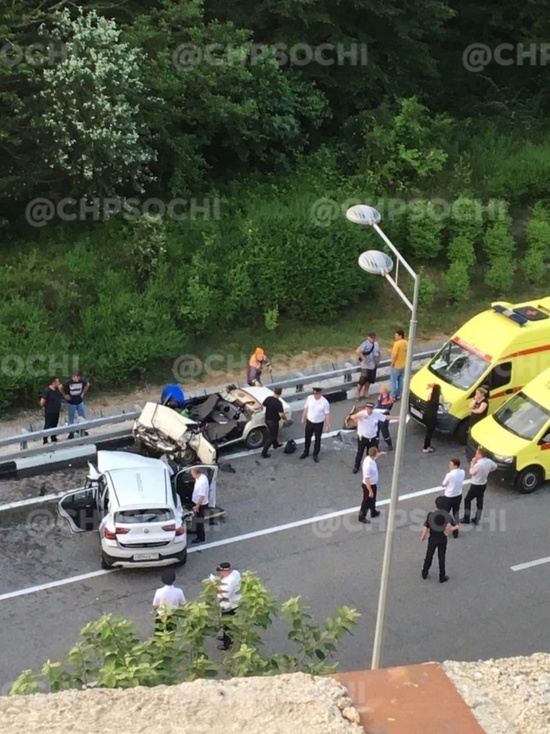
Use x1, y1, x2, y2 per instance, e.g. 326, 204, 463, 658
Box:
58, 487, 100, 533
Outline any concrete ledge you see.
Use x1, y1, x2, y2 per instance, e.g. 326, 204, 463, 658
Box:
333, 663, 486, 733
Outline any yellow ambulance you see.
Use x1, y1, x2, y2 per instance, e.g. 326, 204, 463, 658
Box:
408, 297, 550, 442
467, 367, 550, 493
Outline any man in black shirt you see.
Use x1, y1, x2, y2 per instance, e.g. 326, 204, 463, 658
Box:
60, 371, 90, 439
40, 377, 62, 445
261, 387, 287, 458
420, 495, 458, 583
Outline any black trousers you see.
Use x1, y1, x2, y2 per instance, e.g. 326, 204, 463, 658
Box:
422, 537, 447, 580
221, 608, 236, 649
463, 484, 486, 520
423, 417, 437, 449
195, 504, 208, 541
354, 436, 378, 470
304, 420, 324, 456
43, 412, 59, 442
262, 419, 280, 455
446, 495, 462, 529
359, 483, 377, 518
377, 419, 392, 446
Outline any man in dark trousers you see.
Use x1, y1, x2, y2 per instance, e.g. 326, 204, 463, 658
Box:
348, 402, 394, 474
300, 387, 331, 463
359, 446, 386, 523
261, 387, 287, 458
420, 495, 458, 583
60, 371, 90, 439
40, 376, 62, 445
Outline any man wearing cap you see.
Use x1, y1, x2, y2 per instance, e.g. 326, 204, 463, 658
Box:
349, 402, 394, 474
60, 370, 90, 439
191, 468, 210, 544
247, 347, 271, 387
300, 387, 331, 463
152, 569, 187, 632
213, 562, 242, 650
355, 332, 380, 399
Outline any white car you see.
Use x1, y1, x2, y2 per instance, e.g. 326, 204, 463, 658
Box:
133, 384, 293, 460
57, 451, 219, 569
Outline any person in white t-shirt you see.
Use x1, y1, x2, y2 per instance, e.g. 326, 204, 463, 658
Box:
441, 458, 465, 537
348, 402, 394, 474
212, 561, 242, 650
300, 387, 331, 463
191, 468, 210, 544
461, 447, 497, 525
359, 446, 386, 523
152, 569, 186, 632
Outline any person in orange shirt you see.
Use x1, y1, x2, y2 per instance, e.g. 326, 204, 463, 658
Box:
389, 329, 407, 401
246, 347, 271, 386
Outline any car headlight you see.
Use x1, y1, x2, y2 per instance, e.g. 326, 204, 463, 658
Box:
493, 454, 513, 464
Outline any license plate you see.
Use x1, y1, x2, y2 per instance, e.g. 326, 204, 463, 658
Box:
133, 553, 160, 561
410, 407, 423, 419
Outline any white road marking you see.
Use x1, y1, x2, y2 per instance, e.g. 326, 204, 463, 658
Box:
0, 480, 469, 602
511, 556, 550, 572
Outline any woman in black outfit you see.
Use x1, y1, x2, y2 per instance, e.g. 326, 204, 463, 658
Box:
423, 384, 442, 453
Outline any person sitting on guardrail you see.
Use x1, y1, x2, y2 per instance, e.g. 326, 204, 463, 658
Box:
40, 376, 62, 445
60, 371, 90, 440
247, 347, 271, 386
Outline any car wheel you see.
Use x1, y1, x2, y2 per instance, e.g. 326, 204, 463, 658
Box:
455, 420, 469, 445
245, 427, 267, 449
181, 446, 198, 464
515, 466, 544, 494
176, 548, 188, 566
101, 552, 114, 570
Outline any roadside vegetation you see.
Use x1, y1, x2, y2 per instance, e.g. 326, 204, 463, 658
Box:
1, 1, 549, 412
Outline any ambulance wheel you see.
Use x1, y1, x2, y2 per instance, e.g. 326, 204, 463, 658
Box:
515, 466, 543, 494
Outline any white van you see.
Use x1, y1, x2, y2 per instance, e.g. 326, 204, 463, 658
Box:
58, 451, 218, 569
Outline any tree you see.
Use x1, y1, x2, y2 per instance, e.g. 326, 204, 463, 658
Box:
10, 573, 360, 695
36, 7, 155, 198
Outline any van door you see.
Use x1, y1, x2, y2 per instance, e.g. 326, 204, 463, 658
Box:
58, 486, 99, 533
485, 361, 513, 408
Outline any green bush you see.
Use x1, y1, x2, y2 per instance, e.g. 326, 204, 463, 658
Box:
525, 217, 550, 254
486, 141, 550, 205
417, 268, 437, 308
408, 200, 445, 260
444, 261, 470, 303
482, 214, 515, 262
521, 248, 547, 284
447, 195, 484, 244
447, 234, 477, 272
484, 256, 515, 294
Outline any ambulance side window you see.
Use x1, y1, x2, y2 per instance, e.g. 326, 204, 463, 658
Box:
540, 425, 550, 444
487, 361, 512, 390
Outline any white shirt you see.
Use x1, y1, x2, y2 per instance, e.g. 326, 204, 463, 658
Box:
217, 570, 242, 611
305, 395, 330, 423
192, 474, 209, 506
471, 457, 497, 485
153, 584, 186, 615
362, 456, 379, 486
442, 468, 465, 497
356, 409, 386, 439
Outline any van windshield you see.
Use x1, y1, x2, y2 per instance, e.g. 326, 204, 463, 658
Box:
493, 392, 550, 441
428, 340, 489, 391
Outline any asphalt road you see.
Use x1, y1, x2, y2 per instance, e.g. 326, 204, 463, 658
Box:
0, 397, 548, 694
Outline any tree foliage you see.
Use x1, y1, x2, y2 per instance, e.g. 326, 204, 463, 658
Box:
10, 573, 360, 694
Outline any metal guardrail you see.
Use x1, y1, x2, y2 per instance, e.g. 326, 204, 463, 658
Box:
0, 349, 438, 453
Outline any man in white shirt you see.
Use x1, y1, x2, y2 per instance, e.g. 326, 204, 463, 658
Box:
461, 447, 497, 525
300, 387, 331, 463
349, 402, 393, 474
359, 446, 386, 523
152, 569, 186, 632
441, 458, 465, 538
191, 468, 210, 544
213, 561, 242, 650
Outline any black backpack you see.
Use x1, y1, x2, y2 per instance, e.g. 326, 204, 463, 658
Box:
283, 439, 297, 454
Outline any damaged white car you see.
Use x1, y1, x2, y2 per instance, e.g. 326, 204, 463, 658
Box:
133, 385, 293, 462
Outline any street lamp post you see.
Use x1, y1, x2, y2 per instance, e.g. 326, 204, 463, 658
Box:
346, 204, 420, 670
